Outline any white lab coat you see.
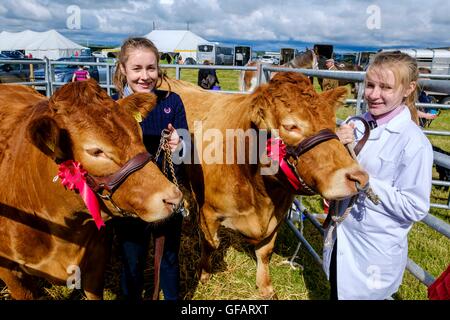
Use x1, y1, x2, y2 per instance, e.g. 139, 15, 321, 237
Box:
323, 107, 433, 300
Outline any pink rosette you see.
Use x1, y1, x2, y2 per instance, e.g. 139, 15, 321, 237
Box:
57, 160, 105, 230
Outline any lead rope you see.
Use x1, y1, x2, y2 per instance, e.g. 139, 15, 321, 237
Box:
324, 131, 381, 247
155, 129, 189, 218
152, 129, 189, 300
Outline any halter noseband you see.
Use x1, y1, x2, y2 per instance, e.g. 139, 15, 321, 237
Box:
85, 152, 154, 216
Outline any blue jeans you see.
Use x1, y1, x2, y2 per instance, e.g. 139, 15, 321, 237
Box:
115, 212, 183, 300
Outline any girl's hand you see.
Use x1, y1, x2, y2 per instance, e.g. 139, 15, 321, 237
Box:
167, 123, 181, 152
336, 122, 355, 145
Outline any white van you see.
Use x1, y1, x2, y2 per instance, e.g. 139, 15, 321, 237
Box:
381, 48, 450, 104
382, 48, 450, 75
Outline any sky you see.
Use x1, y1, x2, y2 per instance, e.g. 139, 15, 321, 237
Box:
1, 0, 449, 52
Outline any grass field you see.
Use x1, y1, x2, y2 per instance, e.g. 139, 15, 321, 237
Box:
1, 68, 448, 300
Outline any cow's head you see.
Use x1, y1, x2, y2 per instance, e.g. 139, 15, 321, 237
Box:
27, 79, 182, 222
250, 72, 368, 199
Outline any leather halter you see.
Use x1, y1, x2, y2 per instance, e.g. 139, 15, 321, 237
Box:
272, 129, 339, 195
345, 116, 370, 156
286, 129, 339, 159
86, 152, 153, 197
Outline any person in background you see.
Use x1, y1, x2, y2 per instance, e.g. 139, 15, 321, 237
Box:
417, 67, 439, 127
112, 37, 189, 301
322, 58, 339, 91
72, 65, 90, 82
197, 60, 220, 90
326, 51, 433, 300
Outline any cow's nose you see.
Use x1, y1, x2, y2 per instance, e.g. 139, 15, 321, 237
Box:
346, 169, 369, 189
162, 186, 183, 208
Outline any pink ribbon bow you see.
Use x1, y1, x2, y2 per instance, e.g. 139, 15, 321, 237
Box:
266, 137, 301, 191
57, 160, 105, 230
267, 137, 287, 162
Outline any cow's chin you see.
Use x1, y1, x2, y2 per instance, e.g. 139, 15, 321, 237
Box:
136, 205, 175, 223
317, 165, 369, 200
137, 190, 183, 222
139, 209, 174, 223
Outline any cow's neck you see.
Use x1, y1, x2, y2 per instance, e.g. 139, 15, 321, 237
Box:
205, 99, 293, 218
0, 124, 89, 228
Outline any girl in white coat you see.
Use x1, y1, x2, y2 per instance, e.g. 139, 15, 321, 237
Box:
324, 51, 433, 300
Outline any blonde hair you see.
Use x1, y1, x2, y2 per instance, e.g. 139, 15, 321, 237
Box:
366, 51, 419, 124
113, 37, 167, 98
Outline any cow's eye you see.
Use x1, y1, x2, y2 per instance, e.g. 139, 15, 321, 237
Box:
283, 124, 298, 131
86, 148, 105, 157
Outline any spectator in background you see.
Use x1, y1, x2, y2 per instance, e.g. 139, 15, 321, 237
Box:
197, 60, 220, 90
235, 51, 244, 66
417, 67, 439, 127
322, 58, 339, 91
71, 65, 90, 82
177, 55, 183, 65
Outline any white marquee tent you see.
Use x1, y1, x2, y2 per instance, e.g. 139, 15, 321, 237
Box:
0, 29, 86, 60
143, 30, 211, 62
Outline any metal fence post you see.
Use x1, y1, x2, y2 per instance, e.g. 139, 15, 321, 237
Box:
44, 57, 51, 97
355, 81, 365, 115
106, 64, 111, 96
175, 65, 181, 80
256, 63, 263, 87
48, 59, 55, 96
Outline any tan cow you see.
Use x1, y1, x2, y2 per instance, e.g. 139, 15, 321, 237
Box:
161, 72, 368, 299
239, 49, 318, 92
0, 80, 182, 299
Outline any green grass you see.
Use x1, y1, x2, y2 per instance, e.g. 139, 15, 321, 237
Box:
1, 70, 448, 301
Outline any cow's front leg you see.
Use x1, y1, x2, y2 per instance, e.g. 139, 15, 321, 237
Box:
0, 266, 39, 300
255, 230, 278, 299
82, 262, 106, 300
199, 206, 221, 283
81, 230, 112, 300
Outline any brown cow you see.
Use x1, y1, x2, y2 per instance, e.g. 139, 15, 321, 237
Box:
239, 49, 318, 92
161, 72, 368, 299
0, 80, 182, 299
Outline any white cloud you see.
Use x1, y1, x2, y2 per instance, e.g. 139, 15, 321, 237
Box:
5, 0, 52, 21
0, 5, 7, 15
0, 0, 448, 49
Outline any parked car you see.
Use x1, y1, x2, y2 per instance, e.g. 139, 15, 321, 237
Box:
1, 50, 25, 59
0, 53, 12, 60
34, 56, 100, 83
260, 55, 276, 64
0, 58, 45, 84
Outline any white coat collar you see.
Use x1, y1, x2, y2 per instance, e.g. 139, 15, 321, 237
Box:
384, 106, 411, 134
356, 107, 411, 140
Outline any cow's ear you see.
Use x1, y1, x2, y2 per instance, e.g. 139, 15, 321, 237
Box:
320, 86, 349, 111
249, 88, 277, 129
27, 116, 69, 161
117, 92, 158, 120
